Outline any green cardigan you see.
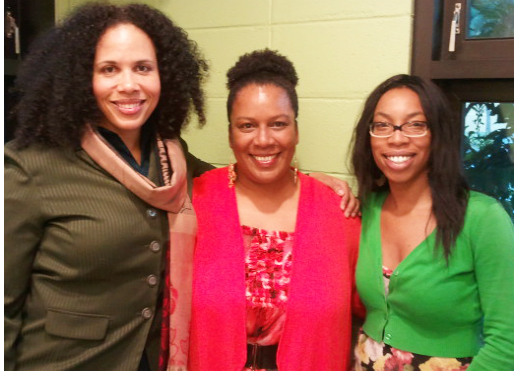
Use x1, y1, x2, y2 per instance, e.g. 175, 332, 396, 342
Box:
356, 191, 513, 371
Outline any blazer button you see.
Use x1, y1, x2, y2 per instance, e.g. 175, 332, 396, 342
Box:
141, 308, 153, 319
147, 274, 158, 287
149, 241, 161, 253
146, 208, 158, 219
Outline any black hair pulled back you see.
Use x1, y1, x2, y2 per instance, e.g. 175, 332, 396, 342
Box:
226, 49, 299, 120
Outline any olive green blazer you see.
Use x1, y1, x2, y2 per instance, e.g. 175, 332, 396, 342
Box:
4, 140, 212, 371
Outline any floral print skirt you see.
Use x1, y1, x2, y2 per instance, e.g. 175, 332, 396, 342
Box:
353, 329, 472, 371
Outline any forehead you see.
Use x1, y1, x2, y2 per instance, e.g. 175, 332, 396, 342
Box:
374, 87, 425, 116
379, 87, 420, 103
234, 84, 291, 108
95, 23, 156, 59
230, 84, 295, 124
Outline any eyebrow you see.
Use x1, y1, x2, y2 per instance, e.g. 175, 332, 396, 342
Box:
374, 111, 425, 120
95, 59, 157, 65
234, 114, 292, 121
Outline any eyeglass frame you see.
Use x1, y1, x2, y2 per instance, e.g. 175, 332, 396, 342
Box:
369, 121, 429, 138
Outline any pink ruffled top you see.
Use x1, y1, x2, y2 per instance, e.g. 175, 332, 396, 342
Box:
242, 225, 294, 346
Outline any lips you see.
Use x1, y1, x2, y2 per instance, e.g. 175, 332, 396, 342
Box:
381, 154, 416, 171
251, 154, 278, 166
386, 155, 412, 164
112, 100, 145, 115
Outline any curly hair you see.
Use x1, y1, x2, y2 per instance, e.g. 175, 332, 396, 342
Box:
14, 2, 208, 148
226, 49, 299, 121
351, 74, 469, 260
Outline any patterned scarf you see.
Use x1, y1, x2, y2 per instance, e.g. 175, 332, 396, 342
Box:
81, 125, 196, 371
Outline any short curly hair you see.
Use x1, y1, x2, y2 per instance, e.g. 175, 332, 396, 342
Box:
14, 2, 208, 148
226, 49, 299, 121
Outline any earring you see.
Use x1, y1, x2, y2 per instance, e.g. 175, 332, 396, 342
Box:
293, 157, 298, 185
228, 163, 237, 188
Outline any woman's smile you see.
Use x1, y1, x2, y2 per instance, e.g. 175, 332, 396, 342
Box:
251, 153, 279, 166
111, 99, 146, 115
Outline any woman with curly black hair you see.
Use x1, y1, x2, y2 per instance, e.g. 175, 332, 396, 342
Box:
4, 4, 212, 371
189, 49, 363, 371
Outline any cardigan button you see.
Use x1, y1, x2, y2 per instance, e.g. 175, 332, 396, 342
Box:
141, 308, 153, 319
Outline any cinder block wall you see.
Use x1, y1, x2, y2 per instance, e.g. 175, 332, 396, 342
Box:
56, 0, 413, 184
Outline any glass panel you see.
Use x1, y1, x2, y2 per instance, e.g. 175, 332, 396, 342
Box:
462, 102, 514, 220
466, 0, 514, 39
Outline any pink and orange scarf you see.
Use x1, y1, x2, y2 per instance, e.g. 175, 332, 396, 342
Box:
82, 125, 195, 371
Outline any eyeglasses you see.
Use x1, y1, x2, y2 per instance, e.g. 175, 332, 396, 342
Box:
369, 121, 429, 138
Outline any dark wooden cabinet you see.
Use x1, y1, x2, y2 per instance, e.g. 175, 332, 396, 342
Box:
5, 0, 55, 72
412, 0, 513, 80
412, 0, 514, 219
4, 0, 55, 141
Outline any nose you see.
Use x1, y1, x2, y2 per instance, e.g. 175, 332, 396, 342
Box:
387, 127, 409, 145
117, 71, 138, 93
254, 126, 274, 147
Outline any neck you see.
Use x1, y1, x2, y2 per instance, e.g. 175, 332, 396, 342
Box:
99, 123, 142, 165
234, 168, 300, 232
121, 134, 142, 165
386, 175, 433, 212
235, 170, 298, 202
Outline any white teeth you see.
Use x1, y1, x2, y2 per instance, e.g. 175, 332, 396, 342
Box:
117, 103, 141, 109
254, 155, 276, 162
387, 156, 411, 164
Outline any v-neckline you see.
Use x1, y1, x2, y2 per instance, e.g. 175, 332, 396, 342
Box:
376, 192, 437, 273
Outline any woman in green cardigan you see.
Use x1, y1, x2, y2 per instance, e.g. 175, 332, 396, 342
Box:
350, 74, 513, 371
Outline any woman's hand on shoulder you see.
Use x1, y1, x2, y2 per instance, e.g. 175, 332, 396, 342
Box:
308, 172, 361, 218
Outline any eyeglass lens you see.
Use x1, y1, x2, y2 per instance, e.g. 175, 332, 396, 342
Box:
370, 122, 427, 137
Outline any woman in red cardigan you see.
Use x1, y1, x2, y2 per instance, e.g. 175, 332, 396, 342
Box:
189, 49, 362, 371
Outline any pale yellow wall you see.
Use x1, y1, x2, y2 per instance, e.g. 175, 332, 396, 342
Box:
56, 0, 413, 182
55, 0, 159, 20
162, 0, 414, 182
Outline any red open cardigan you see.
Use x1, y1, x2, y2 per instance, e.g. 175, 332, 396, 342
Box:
189, 167, 361, 371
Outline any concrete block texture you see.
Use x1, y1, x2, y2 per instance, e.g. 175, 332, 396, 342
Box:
159, 0, 270, 29
272, 16, 413, 99
187, 27, 270, 98
272, 0, 412, 23
56, 0, 160, 20
296, 98, 364, 174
